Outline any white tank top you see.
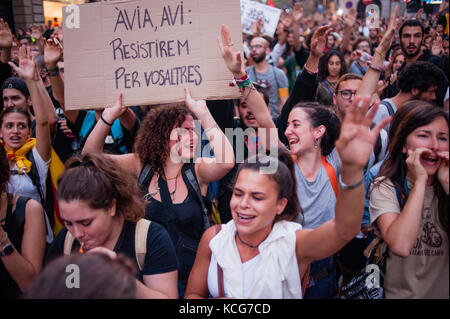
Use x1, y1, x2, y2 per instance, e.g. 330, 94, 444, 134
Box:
207, 253, 261, 298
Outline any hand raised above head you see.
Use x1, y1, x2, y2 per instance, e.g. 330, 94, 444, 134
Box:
0, 18, 13, 49
310, 25, 331, 58
217, 25, 245, 78
335, 96, 391, 170
43, 37, 63, 67
8, 45, 39, 82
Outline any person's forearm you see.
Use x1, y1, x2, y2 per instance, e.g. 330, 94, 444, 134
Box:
340, 26, 351, 55
81, 118, 109, 154
0, 47, 11, 64
118, 109, 137, 132
382, 181, 426, 257
356, 49, 384, 97
135, 280, 175, 299
24, 78, 50, 126
199, 111, 234, 165
46, 60, 65, 109
334, 166, 365, 242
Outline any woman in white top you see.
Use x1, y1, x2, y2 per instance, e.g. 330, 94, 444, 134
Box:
184, 25, 390, 299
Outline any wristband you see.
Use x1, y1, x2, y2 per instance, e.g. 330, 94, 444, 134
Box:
369, 62, 386, 73
100, 115, 113, 126
234, 74, 248, 82
374, 48, 386, 60
236, 78, 252, 89
339, 174, 364, 190
303, 64, 318, 74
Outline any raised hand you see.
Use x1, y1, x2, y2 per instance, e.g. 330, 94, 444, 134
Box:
102, 93, 126, 123
310, 25, 331, 57
27, 24, 44, 40
335, 96, 391, 170
343, 7, 357, 29
0, 18, 13, 48
217, 25, 245, 78
184, 86, 208, 116
377, 6, 398, 55
8, 45, 39, 82
43, 37, 63, 67
292, 3, 304, 24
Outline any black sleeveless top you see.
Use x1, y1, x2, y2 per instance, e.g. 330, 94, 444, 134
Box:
0, 196, 31, 299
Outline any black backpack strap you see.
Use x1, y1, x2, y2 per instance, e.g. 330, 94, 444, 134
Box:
182, 164, 210, 232
138, 164, 153, 195
370, 122, 382, 163
381, 100, 395, 117
25, 151, 45, 207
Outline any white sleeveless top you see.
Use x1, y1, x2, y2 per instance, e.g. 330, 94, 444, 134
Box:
208, 252, 261, 298
209, 220, 303, 299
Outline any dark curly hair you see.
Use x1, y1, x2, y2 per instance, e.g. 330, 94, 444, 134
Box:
397, 61, 445, 94
134, 103, 194, 173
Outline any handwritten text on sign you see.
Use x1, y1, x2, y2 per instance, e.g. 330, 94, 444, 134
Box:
63, 0, 242, 110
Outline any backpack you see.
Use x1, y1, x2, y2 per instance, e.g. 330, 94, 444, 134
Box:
24, 149, 64, 242
340, 180, 408, 299
78, 111, 128, 154
138, 162, 212, 233
63, 219, 151, 271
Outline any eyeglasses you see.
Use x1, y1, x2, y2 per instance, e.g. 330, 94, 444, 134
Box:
337, 90, 357, 100
357, 44, 370, 50
249, 44, 264, 50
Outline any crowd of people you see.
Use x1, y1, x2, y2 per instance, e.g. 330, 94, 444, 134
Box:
0, 0, 448, 299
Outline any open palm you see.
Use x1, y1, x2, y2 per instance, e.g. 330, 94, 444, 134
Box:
335, 97, 391, 169
0, 19, 12, 48
44, 38, 62, 66
8, 46, 38, 81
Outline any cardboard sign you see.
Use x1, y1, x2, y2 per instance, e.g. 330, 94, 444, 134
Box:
63, 0, 242, 110
241, 0, 281, 38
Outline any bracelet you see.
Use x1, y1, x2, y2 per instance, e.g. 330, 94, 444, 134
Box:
368, 62, 386, 73
242, 81, 256, 104
100, 115, 113, 126
234, 74, 248, 82
374, 48, 386, 60
338, 174, 364, 190
0, 232, 8, 247
303, 64, 318, 74
236, 78, 252, 89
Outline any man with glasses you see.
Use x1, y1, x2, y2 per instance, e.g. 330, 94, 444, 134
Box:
333, 73, 388, 170
246, 37, 289, 118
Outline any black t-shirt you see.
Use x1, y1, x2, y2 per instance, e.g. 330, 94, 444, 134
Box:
45, 221, 178, 280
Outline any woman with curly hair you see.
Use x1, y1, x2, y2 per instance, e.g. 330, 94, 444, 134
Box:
45, 153, 179, 298
369, 101, 449, 298
316, 50, 347, 109
82, 89, 235, 296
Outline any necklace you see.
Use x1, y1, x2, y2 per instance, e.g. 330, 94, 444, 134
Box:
143, 171, 178, 201
236, 231, 259, 250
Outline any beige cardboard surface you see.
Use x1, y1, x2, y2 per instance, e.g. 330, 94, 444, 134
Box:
63, 0, 242, 110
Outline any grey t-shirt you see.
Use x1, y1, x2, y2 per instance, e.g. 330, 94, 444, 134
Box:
295, 148, 340, 229
372, 98, 397, 132
246, 65, 289, 118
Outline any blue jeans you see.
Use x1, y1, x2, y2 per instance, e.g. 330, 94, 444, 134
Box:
304, 256, 338, 299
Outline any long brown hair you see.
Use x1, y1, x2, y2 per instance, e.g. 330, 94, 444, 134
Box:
376, 100, 449, 237
57, 153, 144, 222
